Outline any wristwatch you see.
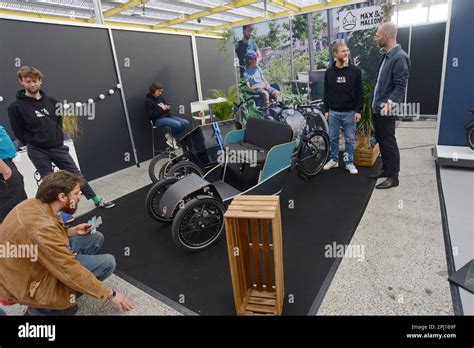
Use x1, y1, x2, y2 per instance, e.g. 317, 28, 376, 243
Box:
108, 289, 117, 300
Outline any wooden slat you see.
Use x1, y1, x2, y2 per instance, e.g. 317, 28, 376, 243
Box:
250, 219, 262, 291
233, 218, 247, 305
239, 218, 253, 291
245, 304, 276, 314
248, 296, 276, 306
227, 205, 277, 211
249, 312, 273, 316
240, 288, 251, 316
250, 290, 276, 299
224, 217, 242, 314
354, 144, 380, 167
228, 201, 279, 207
261, 219, 274, 291
224, 211, 276, 219
233, 195, 279, 201
272, 206, 284, 315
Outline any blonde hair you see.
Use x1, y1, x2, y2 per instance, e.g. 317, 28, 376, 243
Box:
332, 42, 347, 54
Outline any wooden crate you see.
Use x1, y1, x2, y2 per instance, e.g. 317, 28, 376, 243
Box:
224, 195, 284, 316
354, 143, 380, 167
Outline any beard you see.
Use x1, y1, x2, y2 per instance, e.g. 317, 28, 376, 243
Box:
26, 86, 40, 95
337, 57, 349, 66
62, 199, 79, 214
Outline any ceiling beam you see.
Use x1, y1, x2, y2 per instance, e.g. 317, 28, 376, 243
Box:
0, 8, 89, 23
206, 0, 358, 31
270, 0, 301, 13
101, 0, 234, 24
0, 8, 220, 37
102, 0, 149, 18
156, 0, 251, 20
153, 0, 259, 29
106, 19, 220, 36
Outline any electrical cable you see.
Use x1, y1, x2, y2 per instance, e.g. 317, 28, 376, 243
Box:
397, 126, 437, 129
399, 144, 434, 150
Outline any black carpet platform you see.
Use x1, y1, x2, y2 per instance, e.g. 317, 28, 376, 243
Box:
77, 157, 377, 315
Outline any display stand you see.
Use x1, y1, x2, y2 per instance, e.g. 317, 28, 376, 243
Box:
14, 140, 81, 198
448, 259, 474, 294
190, 97, 227, 126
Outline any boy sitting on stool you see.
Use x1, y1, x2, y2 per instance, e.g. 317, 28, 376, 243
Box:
145, 82, 189, 149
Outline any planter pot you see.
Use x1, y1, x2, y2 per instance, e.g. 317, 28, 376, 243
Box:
354, 143, 380, 167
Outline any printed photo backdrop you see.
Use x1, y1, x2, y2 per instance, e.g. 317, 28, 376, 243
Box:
232, 3, 383, 105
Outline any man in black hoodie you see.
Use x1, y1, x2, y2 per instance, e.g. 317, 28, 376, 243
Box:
8, 66, 115, 209
322, 42, 363, 175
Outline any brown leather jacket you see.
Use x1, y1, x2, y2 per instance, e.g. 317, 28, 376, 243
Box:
0, 198, 111, 309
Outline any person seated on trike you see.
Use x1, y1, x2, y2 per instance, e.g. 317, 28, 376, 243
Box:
243, 50, 280, 107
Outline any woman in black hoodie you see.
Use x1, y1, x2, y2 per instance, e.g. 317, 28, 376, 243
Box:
145, 82, 189, 147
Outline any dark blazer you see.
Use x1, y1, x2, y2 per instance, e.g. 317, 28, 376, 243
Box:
372, 45, 411, 114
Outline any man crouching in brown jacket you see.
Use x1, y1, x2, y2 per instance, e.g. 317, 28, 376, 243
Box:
0, 170, 133, 315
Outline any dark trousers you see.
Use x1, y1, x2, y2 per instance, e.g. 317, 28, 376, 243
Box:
0, 159, 27, 223
27, 144, 96, 200
372, 113, 400, 178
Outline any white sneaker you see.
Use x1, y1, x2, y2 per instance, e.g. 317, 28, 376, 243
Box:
323, 160, 339, 170
345, 163, 358, 174
165, 134, 178, 149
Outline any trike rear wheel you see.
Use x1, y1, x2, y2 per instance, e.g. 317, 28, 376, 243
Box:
298, 130, 330, 177
171, 197, 225, 252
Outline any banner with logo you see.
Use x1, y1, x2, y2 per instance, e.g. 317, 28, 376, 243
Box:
339, 5, 384, 33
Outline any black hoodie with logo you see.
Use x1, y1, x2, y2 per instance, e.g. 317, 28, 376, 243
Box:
323, 61, 364, 114
8, 90, 63, 149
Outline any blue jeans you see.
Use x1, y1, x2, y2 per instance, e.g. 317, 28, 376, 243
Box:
328, 110, 356, 164
154, 116, 189, 137
28, 232, 115, 315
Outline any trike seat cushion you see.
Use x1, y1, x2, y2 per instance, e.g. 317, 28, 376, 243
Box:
226, 141, 267, 164
243, 117, 293, 150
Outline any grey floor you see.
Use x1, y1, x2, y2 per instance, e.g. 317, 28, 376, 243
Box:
318, 120, 454, 315
1, 120, 458, 316
439, 166, 474, 314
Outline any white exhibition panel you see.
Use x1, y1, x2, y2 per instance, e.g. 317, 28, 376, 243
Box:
13, 140, 81, 198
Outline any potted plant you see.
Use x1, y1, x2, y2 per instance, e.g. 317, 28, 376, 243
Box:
209, 86, 239, 121
354, 81, 380, 167
62, 115, 81, 142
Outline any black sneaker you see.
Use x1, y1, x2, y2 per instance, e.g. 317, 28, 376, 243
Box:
95, 199, 115, 209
